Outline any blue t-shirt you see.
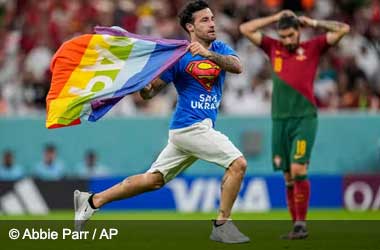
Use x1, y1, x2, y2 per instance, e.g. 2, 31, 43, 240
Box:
160, 40, 237, 129
0, 164, 25, 180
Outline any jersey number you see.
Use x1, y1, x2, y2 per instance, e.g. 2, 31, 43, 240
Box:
294, 140, 307, 159
274, 57, 282, 72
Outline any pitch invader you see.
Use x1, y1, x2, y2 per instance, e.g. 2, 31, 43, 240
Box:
240, 11, 350, 239
74, 0, 250, 244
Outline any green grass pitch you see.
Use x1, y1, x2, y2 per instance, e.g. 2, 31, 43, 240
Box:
1, 209, 380, 220
1, 210, 380, 250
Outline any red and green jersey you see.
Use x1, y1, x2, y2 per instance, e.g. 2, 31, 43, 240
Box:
260, 35, 330, 119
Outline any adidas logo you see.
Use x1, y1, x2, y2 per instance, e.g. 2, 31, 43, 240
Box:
0, 178, 50, 215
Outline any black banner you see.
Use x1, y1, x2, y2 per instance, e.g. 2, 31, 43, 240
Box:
0, 179, 88, 213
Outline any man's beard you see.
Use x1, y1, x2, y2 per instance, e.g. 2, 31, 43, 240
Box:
286, 44, 298, 52
197, 31, 216, 43
203, 34, 216, 43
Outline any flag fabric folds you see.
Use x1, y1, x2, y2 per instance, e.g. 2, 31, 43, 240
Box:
46, 26, 188, 129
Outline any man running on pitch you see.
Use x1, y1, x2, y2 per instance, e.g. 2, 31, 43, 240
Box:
75, 0, 250, 244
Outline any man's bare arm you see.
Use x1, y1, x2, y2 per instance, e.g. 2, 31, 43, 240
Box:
317, 20, 350, 45
239, 10, 295, 46
139, 78, 167, 100
299, 16, 350, 45
205, 52, 242, 74
187, 42, 242, 74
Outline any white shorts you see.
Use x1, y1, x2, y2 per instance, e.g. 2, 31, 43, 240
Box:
147, 119, 243, 183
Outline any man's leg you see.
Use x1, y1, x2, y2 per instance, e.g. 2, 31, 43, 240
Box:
272, 120, 296, 224
291, 163, 310, 226
279, 162, 310, 239
166, 119, 249, 243
74, 172, 165, 231
92, 172, 165, 208
170, 119, 248, 223
281, 117, 316, 239
75, 140, 195, 231
284, 172, 296, 223
281, 163, 309, 240
217, 156, 247, 221
209, 156, 250, 243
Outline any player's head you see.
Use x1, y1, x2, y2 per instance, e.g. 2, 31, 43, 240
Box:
277, 14, 300, 52
44, 144, 57, 164
85, 150, 97, 168
178, 0, 216, 43
2, 150, 13, 167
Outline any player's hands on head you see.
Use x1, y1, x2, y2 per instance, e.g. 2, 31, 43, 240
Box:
187, 42, 212, 58
275, 10, 296, 21
298, 16, 317, 27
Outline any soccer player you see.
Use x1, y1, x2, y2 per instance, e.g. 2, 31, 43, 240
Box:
74, 0, 250, 244
240, 11, 350, 239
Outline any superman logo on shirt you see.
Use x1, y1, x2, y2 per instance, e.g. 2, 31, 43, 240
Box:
185, 60, 221, 91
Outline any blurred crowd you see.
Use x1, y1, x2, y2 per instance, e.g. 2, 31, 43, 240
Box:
0, 0, 379, 117
0, 145, 109, 180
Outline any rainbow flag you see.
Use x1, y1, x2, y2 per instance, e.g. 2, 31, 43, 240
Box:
46, 26, 188, 129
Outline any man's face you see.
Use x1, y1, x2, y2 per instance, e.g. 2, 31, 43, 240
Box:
278, 27, 300, 52
86, 154, 96, 168
3, 153, 13, 167
187, 8, 216, 43
44, 149, 56, 164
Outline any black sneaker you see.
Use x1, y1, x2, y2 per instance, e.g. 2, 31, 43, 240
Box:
280, 225, 308, 240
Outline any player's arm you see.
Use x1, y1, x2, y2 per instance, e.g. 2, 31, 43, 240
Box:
239, 10, 295, 46
206, 52, 242, 74
298, 16, 350, 45
187, 42, 242, 74
139, 78, 167, 100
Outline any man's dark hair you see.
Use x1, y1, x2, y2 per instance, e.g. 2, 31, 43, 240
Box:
85, 150, 96, 158
44, 143, 56, 152
277, 15, 300, 30
178, 0, 209, 33
3, 149, 12, 156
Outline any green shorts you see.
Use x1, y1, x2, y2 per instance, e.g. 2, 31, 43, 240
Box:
272, 116, 317, 172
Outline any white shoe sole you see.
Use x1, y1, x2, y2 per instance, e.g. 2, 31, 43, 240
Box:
74, 190, 81, 213
74, 190, 92, 231
210, 233, 250, 244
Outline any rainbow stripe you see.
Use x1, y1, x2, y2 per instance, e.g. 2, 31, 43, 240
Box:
46, 26, 188, 129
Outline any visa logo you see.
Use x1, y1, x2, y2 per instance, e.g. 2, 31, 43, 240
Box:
167, 178, 271, 212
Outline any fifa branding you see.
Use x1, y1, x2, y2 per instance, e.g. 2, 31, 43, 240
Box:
344, 180, 380, 211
